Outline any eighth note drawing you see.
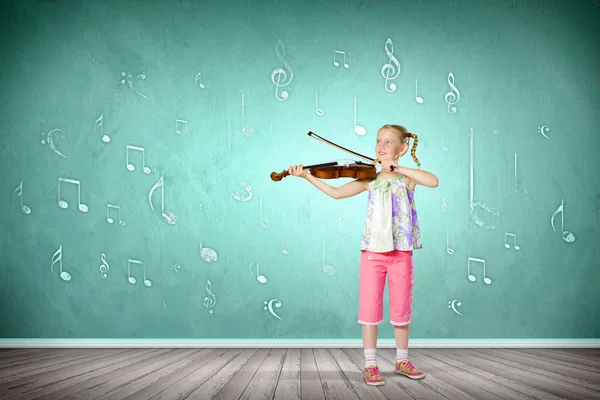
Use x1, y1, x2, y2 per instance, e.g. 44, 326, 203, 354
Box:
504, 232, 520, 250
96, 115, 110, 143
194, 72, 206, 89
550, 198, 576, 243
58, 178, 88, 213
467, 257, 492, 285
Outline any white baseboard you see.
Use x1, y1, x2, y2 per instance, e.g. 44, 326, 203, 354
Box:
0, 338, 598, 348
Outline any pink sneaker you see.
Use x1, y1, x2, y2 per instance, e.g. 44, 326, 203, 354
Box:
394, 360, 426, 379
363, 365, 385, 386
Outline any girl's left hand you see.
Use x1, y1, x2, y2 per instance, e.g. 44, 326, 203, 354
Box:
380, 160, 398, 172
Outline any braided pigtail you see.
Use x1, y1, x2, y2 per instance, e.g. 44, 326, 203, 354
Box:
406, 132, 421, 169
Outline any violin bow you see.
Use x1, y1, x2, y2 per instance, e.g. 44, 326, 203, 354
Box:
307, 131, 375, 165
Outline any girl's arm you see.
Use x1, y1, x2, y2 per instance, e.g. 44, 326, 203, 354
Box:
304, 174, 369, 199
396, 166, 439, 190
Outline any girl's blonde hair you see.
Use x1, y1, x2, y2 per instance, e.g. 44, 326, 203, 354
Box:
380, 124, 421, 168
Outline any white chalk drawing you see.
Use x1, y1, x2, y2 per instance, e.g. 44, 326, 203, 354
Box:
446, 233, 454, 255
281, 237, 288, 255
448, 300, 462, 315
99, 253, 109, 278
229, 180, 253, 201
96, 115, 110, 143
264, 299, 282, 320
204, 280, 216, 315
514, 153, 528, 194
444, 72, 460, 114
333, 50, 350, 68
126, 145, 152, 174
106, 204, 125, 225
415, 79, 424, 103
271, 39, 293, 101
195, 72, 206, 89
51, 245, 71, 281
504, 232, 520, 250
175, 119, 189, 136
551, 199, 576, 243
241, 94, 255, 136
381, 38, 400, 92
199, 242, 218, 262
467, 257, 492, 285
149, 174, 177, 225
58, 177, 88, 213
322, 241, 335, 275
538, 125, 550, 139
469, 128, 499, 229
259, 195, 271, 228
249, 260, 267, 284
120, 70, 147, 98
354, 97, 366, 136
315, 92, 324, 115
127, 259, 152, 287
13, 182, 31, 214
40, 128, 67, 158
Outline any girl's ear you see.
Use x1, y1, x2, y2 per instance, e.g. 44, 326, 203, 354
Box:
399, 143, 409, 156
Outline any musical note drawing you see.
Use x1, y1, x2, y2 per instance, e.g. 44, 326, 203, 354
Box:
120, 70, 147, 99
504, 233, 520, 250
514, 153, 528, 194
439, 136, 448, 152
204, 280, 216, 315
99, 253, 109, 278
469, 128, 500, 229
271, 39, 293, 101
538, 125, 550, 139
281, 237, 288, 255
126, 145, 152, 174
40, 128, 67, 158
51, 245, 71, 281
381, 38, 401, 93
333, 50, 350, 68
315, 92, 324, 116
354, 97, 366, 136
415, 79, 424, 103
199, 242, 218, 262
149, 174, 177, 225
264, 299, 282, 320
95, 114, 110, 143
172, 264, 182, 273
448, 300, 462, 316
229, 180, 253, 201
241, 94, 255, 136
249, 260, 267, 284
322, 241, 335, 275
336, 216, 347, 234
467, 257, 492, 285
57, 178, 88, 212
175, 119, 189, 136
550, 199, 576, 243
446, 233, 454, 255
259, 195, 271, 228
13, 182, 31, 214
194, 72, 206, 89
106, 204, 125, 225
441, 197, 447, 213
127, 259, 152, 287
444, 72, 460, 114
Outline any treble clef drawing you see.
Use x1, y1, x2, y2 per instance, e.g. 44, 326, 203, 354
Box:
270, 39, 293, 101
444, 72, 460, 114
381, 38, 401, 92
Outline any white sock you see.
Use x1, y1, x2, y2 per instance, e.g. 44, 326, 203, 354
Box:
396, 348, 408, 363
364, 348, 377, 367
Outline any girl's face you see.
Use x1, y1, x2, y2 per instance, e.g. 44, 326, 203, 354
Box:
375, 128, 406, 162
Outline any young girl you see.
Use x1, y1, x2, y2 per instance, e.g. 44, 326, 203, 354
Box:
288, 124, 438, 386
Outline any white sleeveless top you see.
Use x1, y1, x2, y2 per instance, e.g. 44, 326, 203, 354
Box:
360, 174, 422, 252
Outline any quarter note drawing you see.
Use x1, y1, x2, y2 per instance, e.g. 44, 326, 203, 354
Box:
415, 79, 424, 103
40, 128, 67, 158
51, 245, 71, 281
99, 253, 110, 278
199, 242, 218, 262
467, 257, 492, 285
381, 38, 401, 93
204, 280, 216, 315
354, 97, 366, 136
126, 145, 152, 174
106, 204, 125, 225
229, 180, 253, 202
249, 260, 268, 284
281, 237, 288, 255
550, 198, 576, 243
504, 232, 520, 250
441, 197, 447, 213
13, 182, 31, 214
96, 114, 110, 143
259, 195, 271, 228
194, 72, 206, 89
448, 300, 462, 316
322, 241, 336, 275
537, 125, 550, 139
444, 72, 460, 114
469, 128, 499, 229
127, 259, 152, 287
241, 94, 255, 136
120, 70, 147, 99
514, 153, 528, 194
446, 233, 454, 255
271, 39, 293, 101
264, 299, 282, 320
58, 178, 88, 213
175, 119, 189, 136
315, 92, 324, 116
333, 50, 350, 68
439, 136, 448, 152
149, 174, 177, 225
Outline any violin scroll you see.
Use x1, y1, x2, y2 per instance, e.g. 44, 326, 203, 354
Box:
270, 170, 290, 182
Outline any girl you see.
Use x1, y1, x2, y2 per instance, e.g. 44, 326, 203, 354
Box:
288, 124, 438, 386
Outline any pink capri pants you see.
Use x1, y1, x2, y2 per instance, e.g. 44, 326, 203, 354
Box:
358, 249, 414, 326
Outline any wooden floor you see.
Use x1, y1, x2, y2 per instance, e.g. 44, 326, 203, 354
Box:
0, 348, 599, 399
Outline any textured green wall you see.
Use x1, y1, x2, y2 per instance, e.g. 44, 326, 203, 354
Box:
0, 0, 598, 339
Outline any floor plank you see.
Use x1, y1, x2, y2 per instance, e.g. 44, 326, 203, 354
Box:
313, 348, 360, 400
210, 348, 269, 400
273, 348, 301, 400
299, 348, 326, 400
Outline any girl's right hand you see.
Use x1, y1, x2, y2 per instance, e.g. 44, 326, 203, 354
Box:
288, 164, 308, 178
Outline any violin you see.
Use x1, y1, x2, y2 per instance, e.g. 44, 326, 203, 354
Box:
270, 131, 393, 182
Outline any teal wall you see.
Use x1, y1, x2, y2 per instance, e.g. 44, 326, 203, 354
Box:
0, 0, 598, 340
